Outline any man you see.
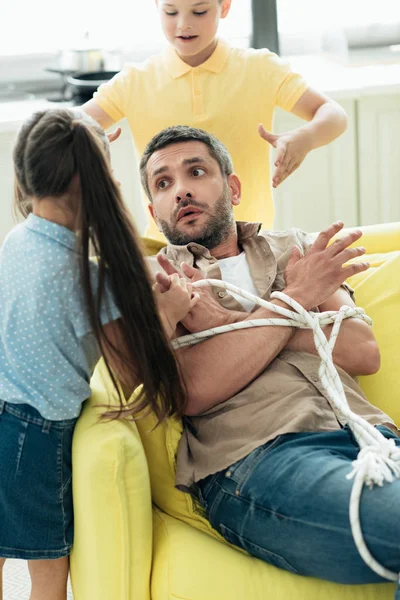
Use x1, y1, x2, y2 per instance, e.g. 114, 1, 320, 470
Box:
142, 125, 400, 591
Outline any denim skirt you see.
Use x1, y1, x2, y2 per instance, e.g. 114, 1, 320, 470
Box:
0, 400, 77, 559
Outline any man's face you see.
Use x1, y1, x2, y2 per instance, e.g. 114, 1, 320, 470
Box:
147, 140, 240, 248
156, 0, 231, 60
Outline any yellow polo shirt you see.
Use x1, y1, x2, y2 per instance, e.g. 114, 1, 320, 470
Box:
94, 38, 309, 241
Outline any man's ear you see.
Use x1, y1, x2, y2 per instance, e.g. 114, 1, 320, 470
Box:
148, 204, 161, 230
220, 0, 232, 19
227, 173, 241, 206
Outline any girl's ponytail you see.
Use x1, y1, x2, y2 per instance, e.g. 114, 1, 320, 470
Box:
71, 118, 186, 421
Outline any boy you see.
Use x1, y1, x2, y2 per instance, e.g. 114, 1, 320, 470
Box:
84, 0, 347, 241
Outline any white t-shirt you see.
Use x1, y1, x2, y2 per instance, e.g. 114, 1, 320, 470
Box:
218, 252, 259, 312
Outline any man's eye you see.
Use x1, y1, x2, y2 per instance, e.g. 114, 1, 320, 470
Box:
192, 168, 206, 177
158, 180, 170, 190
165, 11, 178, 16
194, 11, 207, 16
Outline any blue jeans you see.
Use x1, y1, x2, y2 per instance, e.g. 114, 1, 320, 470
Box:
197, 426, 400, 594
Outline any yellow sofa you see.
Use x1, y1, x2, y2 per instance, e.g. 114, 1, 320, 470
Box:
70, 222, 400, 600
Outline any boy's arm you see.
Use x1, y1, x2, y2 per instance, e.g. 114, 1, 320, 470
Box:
83, 99, 116, 131
290, 87, 347, 149
285, 286, 380, 376
259, 87, 347, 188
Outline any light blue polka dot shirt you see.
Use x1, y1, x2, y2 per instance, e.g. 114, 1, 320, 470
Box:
0, 214, 121, 420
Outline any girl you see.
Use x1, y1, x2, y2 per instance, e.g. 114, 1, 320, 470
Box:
0, 107, 196, 600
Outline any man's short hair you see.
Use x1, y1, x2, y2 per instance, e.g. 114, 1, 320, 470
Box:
140, 125, 234, 201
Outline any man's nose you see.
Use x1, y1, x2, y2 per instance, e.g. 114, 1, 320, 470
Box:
175, 190, 193, 204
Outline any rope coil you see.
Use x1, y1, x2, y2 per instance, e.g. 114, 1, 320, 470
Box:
173, 279, 400, 582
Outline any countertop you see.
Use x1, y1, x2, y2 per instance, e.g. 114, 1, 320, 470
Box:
1, 54, 400, 132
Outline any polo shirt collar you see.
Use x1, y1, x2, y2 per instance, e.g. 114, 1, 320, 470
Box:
25, 213, 78, 252
163, 37, 231, 79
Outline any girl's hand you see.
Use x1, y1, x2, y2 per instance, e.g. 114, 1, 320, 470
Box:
258, 124, 313, 188
153, 273, 199, 338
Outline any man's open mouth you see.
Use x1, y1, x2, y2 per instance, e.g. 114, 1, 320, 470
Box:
177, 207, 202, 221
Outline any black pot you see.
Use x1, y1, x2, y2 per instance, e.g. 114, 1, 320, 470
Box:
66, 70, 118, 101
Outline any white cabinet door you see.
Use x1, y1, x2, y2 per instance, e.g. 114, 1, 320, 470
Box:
272, 99, 358, 232
358, 94, 400, 226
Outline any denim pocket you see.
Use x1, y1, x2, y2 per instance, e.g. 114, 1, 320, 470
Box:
220, 523, 300, 575
226, 436, 285, 490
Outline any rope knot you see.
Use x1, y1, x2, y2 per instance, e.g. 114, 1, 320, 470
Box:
346, 439, 400, 488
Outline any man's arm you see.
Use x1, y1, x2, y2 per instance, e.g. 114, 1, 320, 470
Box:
175, 223, 369, 416
285, 287, 380, 376
177, 299, 297, 416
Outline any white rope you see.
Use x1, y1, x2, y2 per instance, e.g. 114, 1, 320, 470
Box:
173, 278, 400, 582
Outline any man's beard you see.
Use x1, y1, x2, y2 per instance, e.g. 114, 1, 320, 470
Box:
156, 184, 235, 249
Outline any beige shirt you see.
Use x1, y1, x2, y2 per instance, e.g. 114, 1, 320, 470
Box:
147, 222, 397, 490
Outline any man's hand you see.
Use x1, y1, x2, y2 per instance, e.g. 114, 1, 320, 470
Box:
284, 222, 370, 311
258, 124, 312, 188
156, 255, 238, 333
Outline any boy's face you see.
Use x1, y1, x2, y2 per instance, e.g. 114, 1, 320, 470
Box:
156, 0, 231, 62
147, 140, 240, 246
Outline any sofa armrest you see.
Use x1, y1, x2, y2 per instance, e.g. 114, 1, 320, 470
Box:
70, 363, 152, 600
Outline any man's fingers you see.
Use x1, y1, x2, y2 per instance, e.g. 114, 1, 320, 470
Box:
181, 262, 203, 281
312, 222, 345, 252
287, 246, 302, 269
107, 127, 122, 143
157, 254, 182, 276
341, 261, 370, 279
336, 246, 366, 265
326, 230, 363, 258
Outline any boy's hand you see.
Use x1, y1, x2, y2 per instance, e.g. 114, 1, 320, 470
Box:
107, 127, 122, 143
258, 124, 312, 188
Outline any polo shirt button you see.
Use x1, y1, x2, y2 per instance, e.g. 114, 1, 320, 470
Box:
311, 376, 319, 382
218, 291, 225, 298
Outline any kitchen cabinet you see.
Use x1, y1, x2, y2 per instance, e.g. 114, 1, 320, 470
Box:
272, 99, 358, 232
107, 119, 148, 234
357, 94, 400, 225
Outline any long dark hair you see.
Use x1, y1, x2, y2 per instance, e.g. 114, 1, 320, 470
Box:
13, 108, 186, 422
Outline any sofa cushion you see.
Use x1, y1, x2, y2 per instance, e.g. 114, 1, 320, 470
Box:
151, 509, 395, 600
347, 251, 400, 424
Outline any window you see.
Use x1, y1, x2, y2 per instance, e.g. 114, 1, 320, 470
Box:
277, 0, 400, 55
0, 0, 251, 56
